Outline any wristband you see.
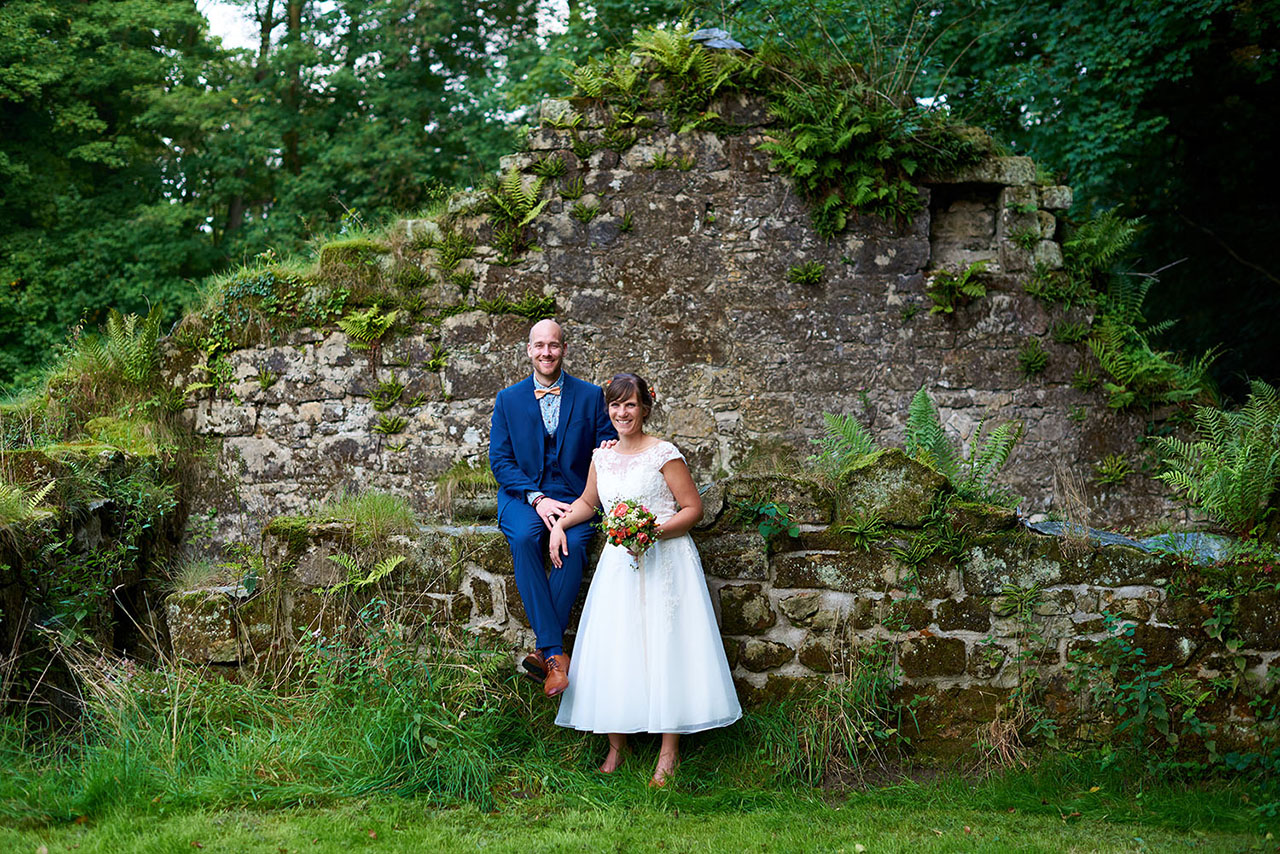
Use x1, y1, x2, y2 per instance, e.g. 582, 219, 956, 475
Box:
532, 495, 546, 508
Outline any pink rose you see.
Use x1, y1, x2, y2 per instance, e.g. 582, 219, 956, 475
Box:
613, 502, 629, 517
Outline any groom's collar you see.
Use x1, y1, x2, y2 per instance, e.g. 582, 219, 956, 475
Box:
532, 373, 564, 389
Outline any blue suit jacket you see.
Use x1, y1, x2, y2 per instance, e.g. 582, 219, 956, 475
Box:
489, 372, 617, 525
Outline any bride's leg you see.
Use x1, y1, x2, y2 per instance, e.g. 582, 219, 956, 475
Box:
599, 733, 628, 773
651, 733, 680, 786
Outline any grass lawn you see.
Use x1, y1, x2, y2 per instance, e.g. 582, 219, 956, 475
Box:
2, 770, 1268, 853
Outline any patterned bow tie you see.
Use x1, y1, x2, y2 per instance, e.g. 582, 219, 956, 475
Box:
534, 385, 561, 399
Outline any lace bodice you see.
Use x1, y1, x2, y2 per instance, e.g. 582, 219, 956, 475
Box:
593, 441, 686, 522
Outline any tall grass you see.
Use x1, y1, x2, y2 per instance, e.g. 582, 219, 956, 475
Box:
0, 617, 569, 821
317, 490, 419, 544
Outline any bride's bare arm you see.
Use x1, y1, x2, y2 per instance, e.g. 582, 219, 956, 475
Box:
549, 464, 601, 567
657, 458, 703, 540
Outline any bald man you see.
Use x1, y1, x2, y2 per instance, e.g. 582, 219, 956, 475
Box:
489, 320, 616, 697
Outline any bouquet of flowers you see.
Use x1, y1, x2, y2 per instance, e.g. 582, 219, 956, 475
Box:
599, 498, 660, 558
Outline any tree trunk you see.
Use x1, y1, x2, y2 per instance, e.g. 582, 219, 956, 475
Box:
283, 0, 303, 176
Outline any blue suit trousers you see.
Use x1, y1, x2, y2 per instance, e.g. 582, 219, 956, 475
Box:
499, 498, 597, 651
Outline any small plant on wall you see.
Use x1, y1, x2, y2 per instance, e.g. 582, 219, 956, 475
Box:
1093, 453, 1133, 486
786, 261, 826, 286
485, 167, 550, 264
1018, 339, 1049, 378
1155, 379, 1280, 536
905, 387, 1024, 507
926, 260, 987, 314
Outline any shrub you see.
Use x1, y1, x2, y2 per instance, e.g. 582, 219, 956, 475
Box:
1155, 380, 1280, 536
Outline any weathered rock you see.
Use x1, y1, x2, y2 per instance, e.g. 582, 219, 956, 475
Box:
839, 449, 948, 526
779, 591, 822, 625
166, 591, 240, 663
718, 583, 777, 634
797, 635, 836, 672
1233, 589, 1280, 649
739, 638, 795, 671
935, 596, 992, 632
899, 636, 967, 678
723, 474, 833, 527
772, 548, 895, 591
696, 530, 769, 580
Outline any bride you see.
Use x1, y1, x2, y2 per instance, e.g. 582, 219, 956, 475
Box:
547, 372, 741, 786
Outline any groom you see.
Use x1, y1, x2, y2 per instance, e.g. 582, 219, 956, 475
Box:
489, 319, 616, 697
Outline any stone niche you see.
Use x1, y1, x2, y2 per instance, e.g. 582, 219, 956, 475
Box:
170, 95, 1179, 553
167, 460, 1277, 754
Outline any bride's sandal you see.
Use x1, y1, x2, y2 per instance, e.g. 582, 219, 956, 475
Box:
649, 754, 680, 788
598, 745, 629, 774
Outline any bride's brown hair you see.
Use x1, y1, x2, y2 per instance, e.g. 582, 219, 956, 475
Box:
604, 372, 655, 419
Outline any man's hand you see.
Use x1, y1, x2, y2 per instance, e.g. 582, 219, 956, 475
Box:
598, 439, 618, 450
536, 497, 573, 530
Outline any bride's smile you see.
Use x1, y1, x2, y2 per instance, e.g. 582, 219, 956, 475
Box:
608, 394, 644, 437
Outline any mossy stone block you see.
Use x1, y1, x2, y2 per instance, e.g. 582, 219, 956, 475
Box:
319, 238, 390, 269
772, 549, 895, 591
738, 639, 795, 672
779, 591, 822, 626
797, 635, 835, 672
935, 596, 992, 632
1087, 546, 1171, 587
899, 636, 967, 678
961, 533, 1087, 594
733, 673, 824, 707
1229, 589, 1280, 649
166, 591, 240, 664
695, 530, 769, 580
948, 500, 1018, 534
718, 583, 776, 634
723, 473, 834, 526
839, 448, 948, 527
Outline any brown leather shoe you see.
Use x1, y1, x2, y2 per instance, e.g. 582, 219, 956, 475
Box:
543, 653, 570, 697
522, 650, 547, 682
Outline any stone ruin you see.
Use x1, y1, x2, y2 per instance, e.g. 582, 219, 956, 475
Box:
159, 95, 1276, 749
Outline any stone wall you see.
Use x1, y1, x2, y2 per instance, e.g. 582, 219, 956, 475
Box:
167, 458, 1274, 751
172, 94, 1178, 552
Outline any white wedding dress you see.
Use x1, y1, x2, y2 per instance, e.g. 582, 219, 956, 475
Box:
555, 441, 742, 734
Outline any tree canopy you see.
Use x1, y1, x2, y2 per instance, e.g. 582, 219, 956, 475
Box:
1, 0, 1277, 395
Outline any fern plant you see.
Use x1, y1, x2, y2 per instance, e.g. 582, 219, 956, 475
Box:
1155, 380, 1280, 535
926, 261, 987, 314
324, 553, 407, 594
531, 154, 567, 178
104, 307, 163, 386
369, 376, 404, 411
905, 387, 1024, 507
486, 167, 549, 262
808, 412, 878, 478
570, 202, 599, 223
834, 511, 888, 552
373, 415, 408, 436
338, 305, 398, 350
786, 261, 826, 286
1018, 339, 1049, 378
0, 480, 56, 529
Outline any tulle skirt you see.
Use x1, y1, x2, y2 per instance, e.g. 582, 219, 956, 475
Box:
554, 534, 742, 734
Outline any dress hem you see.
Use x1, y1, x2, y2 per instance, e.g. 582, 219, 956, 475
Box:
556, 712, 742, 735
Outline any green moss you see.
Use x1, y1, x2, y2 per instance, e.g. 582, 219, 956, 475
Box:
83, 416, 159, 456
318, 239, 389, 268
264, 515, 315, 557
839, 448, 949, 527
